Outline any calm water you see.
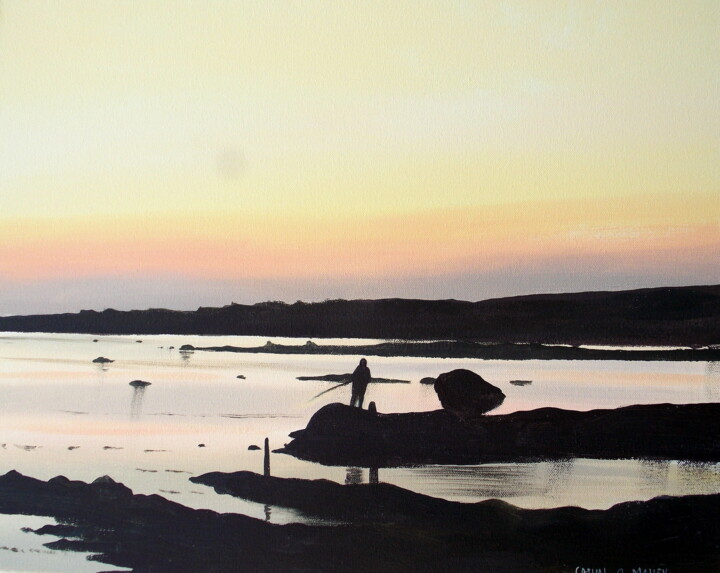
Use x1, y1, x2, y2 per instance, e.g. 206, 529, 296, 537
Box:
0, 333, 718, 571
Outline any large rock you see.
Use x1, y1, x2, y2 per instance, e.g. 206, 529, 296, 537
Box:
434, 369, 505, 420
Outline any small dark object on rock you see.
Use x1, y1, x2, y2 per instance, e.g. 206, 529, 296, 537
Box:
434, 369, 505, 420
248, 445, 261, 451
236, 375, 246, 379
92, 356, 113, 364
129, 380, 151, 388
419, 377, 436, 385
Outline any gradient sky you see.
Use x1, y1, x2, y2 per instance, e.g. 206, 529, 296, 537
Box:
0, 1, 718, 314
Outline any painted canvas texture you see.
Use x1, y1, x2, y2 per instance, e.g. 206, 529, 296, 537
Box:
0, 2, 718, 572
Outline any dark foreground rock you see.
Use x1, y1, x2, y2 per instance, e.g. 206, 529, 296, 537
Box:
192, 470, 720, 572
278, 402, 720, 467
1, 470, 718, 572
434, 369, 505, 419
0, 470, 496, 572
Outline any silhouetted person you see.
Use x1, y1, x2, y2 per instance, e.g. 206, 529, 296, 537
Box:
349, 358, 371, 408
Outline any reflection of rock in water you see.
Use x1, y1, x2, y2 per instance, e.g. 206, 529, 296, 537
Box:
131, 386, 147, 418
369, 467, 379, 484
410, 464, 544, 499
705, 362, 720, 400
638, 459, 670, 493
179, 350, 192, 365
345, 467, 363, 485
545, 459, 575, 499
95, 363, 109, 382
676, 460, 720, 493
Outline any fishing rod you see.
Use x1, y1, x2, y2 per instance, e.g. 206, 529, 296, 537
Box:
309, 379, 352, 401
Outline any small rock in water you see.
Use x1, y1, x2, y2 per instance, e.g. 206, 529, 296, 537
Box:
168, 346, 175, 350
419, 377, 436, 385
510, 379, 532, 387
136, 340, 143, 343
92, 356, 114, 364
67, 446, 80, 450
248, 445, 261, 451
93, 339, 99, 343
236, 374, 246, 379
197, 443, 206, 448
129, 380, 152, 388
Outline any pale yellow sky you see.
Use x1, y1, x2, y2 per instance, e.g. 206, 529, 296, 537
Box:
0, 1, 718, 312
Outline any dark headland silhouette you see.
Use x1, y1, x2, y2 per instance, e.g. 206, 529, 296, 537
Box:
1, 284, 719, 347
1, 470, 718, 572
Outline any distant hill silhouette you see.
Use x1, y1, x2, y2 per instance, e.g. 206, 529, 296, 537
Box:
0, 285, 718, 346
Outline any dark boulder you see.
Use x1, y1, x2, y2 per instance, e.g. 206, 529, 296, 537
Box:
434, 369, 505, 420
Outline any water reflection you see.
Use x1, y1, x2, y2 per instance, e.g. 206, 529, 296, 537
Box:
407, 464, 547, 499
676, 460, 720, 494
345, 467, 363, 485
130, 386, 147, 418
94, 363, 109, 384
383, 458, 720, 509
3, 332, 720, 515
369, 467, 379, 485
179, 349, 193, 365
704, 362, 720, 400
637, 460, 670, 493
545, 459, 575, 500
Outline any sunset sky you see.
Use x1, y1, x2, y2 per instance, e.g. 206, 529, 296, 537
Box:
0, 1, 718, 314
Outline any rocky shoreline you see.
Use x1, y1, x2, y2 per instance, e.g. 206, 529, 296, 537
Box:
180, 340, 720, 361
1, 470, 718, 572
277, 402, 720, 467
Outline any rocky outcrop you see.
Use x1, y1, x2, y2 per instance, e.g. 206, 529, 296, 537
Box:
278, 402, 720, 467
434, 369, 505, 419
1, 470, 717, 572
